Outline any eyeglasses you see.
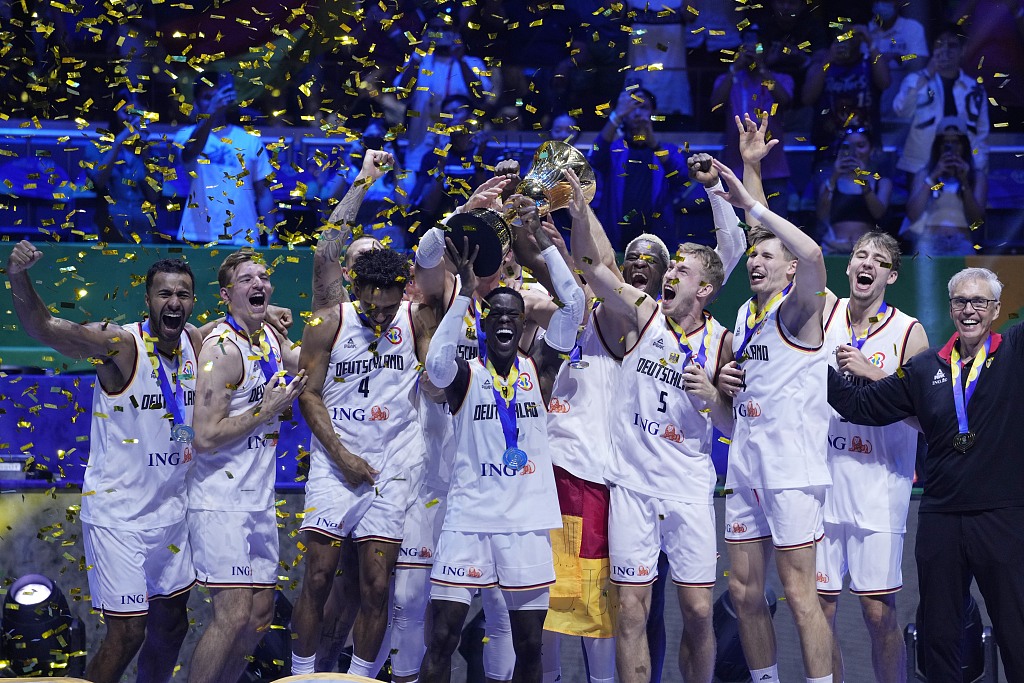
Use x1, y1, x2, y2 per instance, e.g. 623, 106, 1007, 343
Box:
949, 297, 998, 311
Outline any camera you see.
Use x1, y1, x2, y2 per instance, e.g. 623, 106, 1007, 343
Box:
839, 141, 853, 157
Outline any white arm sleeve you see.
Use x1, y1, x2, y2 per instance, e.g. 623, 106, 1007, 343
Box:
705, 180, 745, 281
540, 245, 586, 352
415, 227, 446, 269
425, 295, 471, 388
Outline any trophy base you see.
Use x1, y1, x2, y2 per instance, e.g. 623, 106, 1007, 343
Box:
446, 209, 512, 278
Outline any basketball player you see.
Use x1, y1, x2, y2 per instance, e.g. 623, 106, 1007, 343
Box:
566, 168, 737, 683
420, 196, 585, 683
188, 250, 306, 683
289, 247, 436, 675
818, 232, 928, 682
713, 157, 835, 683
7, 241, 200, 683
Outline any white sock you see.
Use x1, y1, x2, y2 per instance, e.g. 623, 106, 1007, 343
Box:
807, 677, 833, 683
348, 654, 375, 678
750, 664, 780, 681
291, 652, 316, 675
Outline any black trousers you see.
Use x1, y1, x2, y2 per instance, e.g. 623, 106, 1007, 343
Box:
916, 507, 1024, 681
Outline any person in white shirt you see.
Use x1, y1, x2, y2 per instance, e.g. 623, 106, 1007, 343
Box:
173, 73, 278, 245
7, 242, 201, 683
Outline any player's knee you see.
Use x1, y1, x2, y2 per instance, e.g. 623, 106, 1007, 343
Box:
616, 591, 650, 633
861, 596, 897, 632
727, 574, 762, 613
359, 570, 391, 611
106, 614, 148, 652
680, 596, 713, 624
425, 616, 461, 657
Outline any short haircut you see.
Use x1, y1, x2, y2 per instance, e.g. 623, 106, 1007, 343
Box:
350, 247, 410, 291
933, 23, 965, 45
948, 268, 1003, 300
676, 242, 726, 294
747, 225, 794, 261
483, 286, 526, 312
218, 249, 261, 289
625, 233, 671, 269
146, 259, 195, 292
851, 231, 902, 273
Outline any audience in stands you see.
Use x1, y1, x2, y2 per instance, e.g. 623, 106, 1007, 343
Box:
904, 117, 987, 256
83, 89, 159, 243
711, 26, 794, 216
817, 126, 893, 254
803, 23, 891, 170
892, 24, 990, 178
393, 12, 495, 172
625, 0, 695, 128
955, 0, 1024, 132
685, 0, 742, 130
868, 0, 930, 126
587, 87, 686, 251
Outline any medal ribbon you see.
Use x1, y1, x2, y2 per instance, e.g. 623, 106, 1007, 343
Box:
950, 334, 991, 436
735, 283, 792, 360
141, 321, 187, 426
487, 357, 521, 452
666, 311, 712, 368
848, 301, 888, 350
225, 313, 280, 382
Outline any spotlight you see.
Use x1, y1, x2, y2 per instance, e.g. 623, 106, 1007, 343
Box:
1, 574, 85, 676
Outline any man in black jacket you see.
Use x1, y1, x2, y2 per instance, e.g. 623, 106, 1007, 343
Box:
828, 267, 1024, 681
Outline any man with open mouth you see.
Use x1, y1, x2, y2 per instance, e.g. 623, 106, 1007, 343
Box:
828, 267, 1024, 681
6, 241, 202, 683
289, 246, 437, 677
566, 156, 742, 683
188, 249, 306, 682
816, 231, 929, 682
714, 143, 835, 682
420, 195, 585, 683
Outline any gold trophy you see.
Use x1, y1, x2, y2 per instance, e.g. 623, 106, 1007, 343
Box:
446, 140, 597, 276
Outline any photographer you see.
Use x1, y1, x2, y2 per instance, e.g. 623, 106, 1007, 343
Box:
817, 126, 892, 254
904, 117, 987, 256
394, 12, 495, 170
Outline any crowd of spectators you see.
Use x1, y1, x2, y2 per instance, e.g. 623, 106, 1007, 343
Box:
0, 0, 1021, 254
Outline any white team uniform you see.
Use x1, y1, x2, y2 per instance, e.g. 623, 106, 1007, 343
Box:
817, 299, 921, 594
188, 321, 283, 587
431, 356, 562, 590
301, 302, 425, 542
725, 294, 831, 549
547, 306, 620, 484
83, 322, 197, 613
607, 310, 727, 586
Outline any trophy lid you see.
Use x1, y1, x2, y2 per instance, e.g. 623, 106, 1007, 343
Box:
445, 209, 513, 278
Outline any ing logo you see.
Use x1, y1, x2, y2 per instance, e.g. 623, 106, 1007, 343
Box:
661, 424, 683, 443
547, 397, 570, 414
467, 566, 483, 579
370, 406, 390, 421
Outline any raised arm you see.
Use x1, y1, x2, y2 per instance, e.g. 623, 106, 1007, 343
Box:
311, 149, 395, 310
712, 160, 827, 344
424, 238, 477, 413
736, 113, 777, 217
688, 153, 745, 281
297, 307, 378, 487
6, 241, 136, 390
564, 169, 654, 338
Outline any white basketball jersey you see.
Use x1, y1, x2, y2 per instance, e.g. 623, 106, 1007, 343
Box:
546, 306, 621, 484
84, 323, 197, 529
824, 299, 921, 532
727, 296, 831, 489
188, 321, 283, 512
444, 357, 562, 533
309, 302, 425, 480
416, 384, 454, 490
607, 310, 727, 503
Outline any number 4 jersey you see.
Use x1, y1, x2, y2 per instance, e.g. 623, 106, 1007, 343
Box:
309, 301, 426, 482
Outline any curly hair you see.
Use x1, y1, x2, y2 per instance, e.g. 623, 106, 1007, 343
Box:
350, 247, 410, 291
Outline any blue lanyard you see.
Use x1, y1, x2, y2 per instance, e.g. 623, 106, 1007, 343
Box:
225, 313, 280, 382
141, 321, 187, 426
